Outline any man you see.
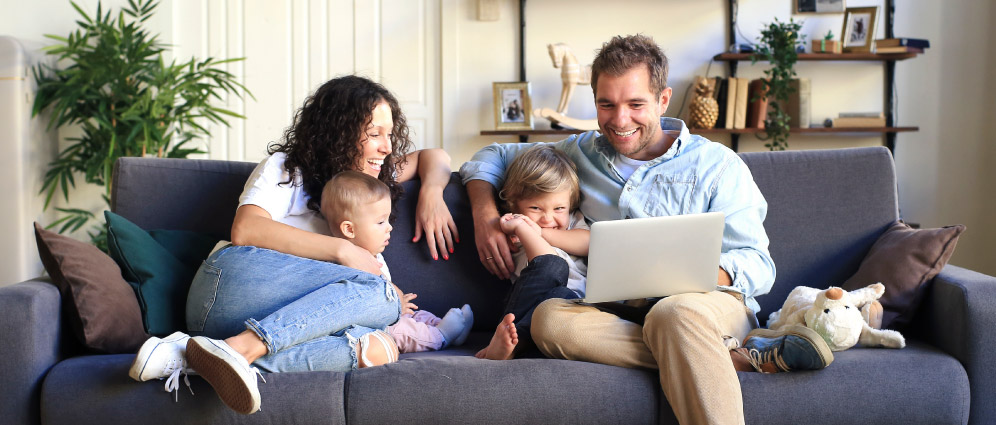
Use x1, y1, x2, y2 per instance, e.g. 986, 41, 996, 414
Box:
459, 34, 832, 424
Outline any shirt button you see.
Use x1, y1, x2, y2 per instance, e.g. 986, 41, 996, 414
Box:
626, 186, 633, 191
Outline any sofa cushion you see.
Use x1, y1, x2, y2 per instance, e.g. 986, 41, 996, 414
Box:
842, 221, 965, 329
740, 341, 969, 424
33, 223, 147, 353
105, 211, 218, 335
42, 354, 346, 425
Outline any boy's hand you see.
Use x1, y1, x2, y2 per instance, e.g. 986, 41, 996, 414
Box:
401, 292, 419, 315
500, 213, 542, 237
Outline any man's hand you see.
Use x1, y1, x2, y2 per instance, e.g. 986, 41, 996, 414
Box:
467, 180, 515, 280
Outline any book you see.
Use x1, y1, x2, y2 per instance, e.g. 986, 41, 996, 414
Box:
723, 77, 738, 129
831, 116, 886, 127
714, 78, 728, 129
732, 77, 749, 129
785, 78, 811, 128
838, 111, 882, 118
875, 37, 930, 49
745, 79, 770, 129
875, 45, 924, 54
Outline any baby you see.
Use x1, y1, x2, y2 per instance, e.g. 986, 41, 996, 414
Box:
320, 171, 473, 353
477, 145, 589, 360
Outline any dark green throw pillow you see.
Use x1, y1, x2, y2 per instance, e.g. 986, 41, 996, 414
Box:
105, 211, 220, 335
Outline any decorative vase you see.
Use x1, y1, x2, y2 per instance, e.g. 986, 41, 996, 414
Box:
688, 80, 719, 129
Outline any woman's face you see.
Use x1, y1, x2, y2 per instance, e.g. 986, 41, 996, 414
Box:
356, 101, 394, 178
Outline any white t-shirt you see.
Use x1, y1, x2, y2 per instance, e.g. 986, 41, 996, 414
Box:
612, 154, 648, 182
511, 210, 589, 297
239, 152, 331, 236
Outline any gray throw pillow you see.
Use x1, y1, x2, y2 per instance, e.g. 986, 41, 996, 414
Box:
842, 221, 965, 329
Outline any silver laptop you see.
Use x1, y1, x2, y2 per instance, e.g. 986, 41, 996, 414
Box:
581, 212, 725, 303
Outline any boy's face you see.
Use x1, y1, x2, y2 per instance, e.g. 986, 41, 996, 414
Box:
345, 195, 393, 255
512, 190, 571, 230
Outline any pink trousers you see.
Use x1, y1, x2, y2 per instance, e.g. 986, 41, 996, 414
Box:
387, 310, 445, 353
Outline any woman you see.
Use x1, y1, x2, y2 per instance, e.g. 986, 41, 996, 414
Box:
162, 75, 454, 414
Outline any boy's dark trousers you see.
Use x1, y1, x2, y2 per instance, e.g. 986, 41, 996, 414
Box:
503, 254, 579, 349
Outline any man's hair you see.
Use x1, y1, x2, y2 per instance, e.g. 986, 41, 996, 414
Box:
499, 145, 581, 212
590, 34, 669, 97
320, 170, 392, 228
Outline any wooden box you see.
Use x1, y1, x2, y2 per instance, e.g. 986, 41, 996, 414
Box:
811, 39, 842, 54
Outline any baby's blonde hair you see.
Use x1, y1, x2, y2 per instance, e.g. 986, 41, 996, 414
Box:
320, 170, 391, 229
499, 145, 580, 212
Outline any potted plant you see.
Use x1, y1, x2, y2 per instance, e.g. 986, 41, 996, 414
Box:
32, 0, 251, 249
752, 18, 804, 151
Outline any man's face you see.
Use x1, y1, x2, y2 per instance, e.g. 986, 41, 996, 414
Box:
594, 66, 672, 161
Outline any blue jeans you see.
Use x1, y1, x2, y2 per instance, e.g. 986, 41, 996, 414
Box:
186, 245, 401, 373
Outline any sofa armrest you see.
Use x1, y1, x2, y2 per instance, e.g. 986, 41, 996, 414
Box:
916, 265, 996, 425
0, 279, 66, 425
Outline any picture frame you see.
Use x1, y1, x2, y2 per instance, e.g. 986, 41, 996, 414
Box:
493, 82, 533, 130
841, 6, 878, 52
794, 0, 845, 14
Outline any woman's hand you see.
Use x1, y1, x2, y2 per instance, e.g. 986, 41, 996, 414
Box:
413, 188, 459, 261
336, 243, 383, 275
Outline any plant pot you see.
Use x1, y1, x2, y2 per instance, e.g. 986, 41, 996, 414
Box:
811, 39, 841, 54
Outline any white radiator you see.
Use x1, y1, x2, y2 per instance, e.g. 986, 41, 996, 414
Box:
0, 36, 55, 286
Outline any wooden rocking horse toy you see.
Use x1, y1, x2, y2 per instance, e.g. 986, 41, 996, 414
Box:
534, 42, 598, 130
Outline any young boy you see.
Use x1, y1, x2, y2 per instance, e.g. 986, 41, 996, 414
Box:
320, 171, 473, 353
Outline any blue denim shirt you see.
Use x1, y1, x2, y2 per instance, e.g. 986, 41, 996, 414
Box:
459, 117, 775, 313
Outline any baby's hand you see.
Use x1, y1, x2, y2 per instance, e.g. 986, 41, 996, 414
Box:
401, 292, 419, 315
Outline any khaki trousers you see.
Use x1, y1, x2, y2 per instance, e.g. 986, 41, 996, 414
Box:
531, 291, 755, 425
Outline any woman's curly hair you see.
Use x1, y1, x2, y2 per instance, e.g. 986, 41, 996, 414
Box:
268, 75, 413, 212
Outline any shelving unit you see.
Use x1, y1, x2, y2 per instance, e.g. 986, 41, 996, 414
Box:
720, 0, 915, 153
482, 0, 918, 153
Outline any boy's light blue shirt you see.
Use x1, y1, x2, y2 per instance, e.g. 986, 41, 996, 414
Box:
459, 117, 776, 313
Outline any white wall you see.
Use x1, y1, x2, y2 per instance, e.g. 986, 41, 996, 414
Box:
3, 0, 994, 279
443, 0, 995, 276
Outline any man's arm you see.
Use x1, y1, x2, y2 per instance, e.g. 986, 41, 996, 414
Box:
711, 155, 777, 300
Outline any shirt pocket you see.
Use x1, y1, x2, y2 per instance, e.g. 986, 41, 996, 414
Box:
644, 174, 696, 216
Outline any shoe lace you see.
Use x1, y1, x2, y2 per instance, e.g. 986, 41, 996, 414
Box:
744, 347, 790, 373
163, 358, 195, 402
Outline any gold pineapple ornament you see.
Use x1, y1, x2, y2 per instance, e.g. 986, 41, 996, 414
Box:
688, 79, 719, 129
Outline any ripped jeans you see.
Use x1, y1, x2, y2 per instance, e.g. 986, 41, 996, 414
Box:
186, 245, 401, 373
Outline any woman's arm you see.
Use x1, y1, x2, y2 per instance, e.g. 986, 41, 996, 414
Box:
231, 204, 382, 275
396, 148, 459, 260
539, 228, 590, 257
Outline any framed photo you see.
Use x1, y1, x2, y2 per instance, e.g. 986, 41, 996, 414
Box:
493, 82, 533, 130
841, 6, 878, 52
795, 0, 845, 14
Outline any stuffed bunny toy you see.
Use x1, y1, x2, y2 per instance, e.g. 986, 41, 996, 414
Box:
767, 283, 905, 351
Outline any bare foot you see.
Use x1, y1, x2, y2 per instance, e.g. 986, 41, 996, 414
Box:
474, 313, 518, 360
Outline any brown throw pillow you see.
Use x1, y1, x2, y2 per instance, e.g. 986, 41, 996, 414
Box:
34, 223, 148, 353
842, 221, 965, 330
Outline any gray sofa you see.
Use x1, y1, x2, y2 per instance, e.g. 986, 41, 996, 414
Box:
2, 146, 992, 424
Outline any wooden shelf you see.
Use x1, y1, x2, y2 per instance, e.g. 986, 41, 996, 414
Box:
480, 127, 919, 137
714, 52, 921, 62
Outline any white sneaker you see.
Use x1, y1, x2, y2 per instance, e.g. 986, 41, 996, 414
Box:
185, 336, 266, 415
129, 332, 191, 381
129, 331, 195, 401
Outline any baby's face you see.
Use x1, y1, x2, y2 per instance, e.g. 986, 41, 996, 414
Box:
511, 190, 571, 230
349, 196, 393, 254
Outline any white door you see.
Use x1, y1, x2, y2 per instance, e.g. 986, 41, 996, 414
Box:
171, 0, 441, 162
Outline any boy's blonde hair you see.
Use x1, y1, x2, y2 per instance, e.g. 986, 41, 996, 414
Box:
320, 170, 391, 228
499, 145, 581, 211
